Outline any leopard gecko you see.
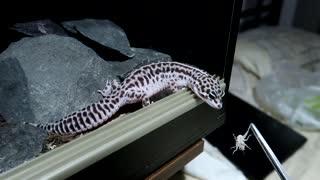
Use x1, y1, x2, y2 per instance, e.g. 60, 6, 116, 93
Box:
25, 61, 226, 135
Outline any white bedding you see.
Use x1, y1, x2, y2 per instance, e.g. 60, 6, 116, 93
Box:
230, 26, 320, 130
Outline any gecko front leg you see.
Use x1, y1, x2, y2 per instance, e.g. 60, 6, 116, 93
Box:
170, 86, 186, 93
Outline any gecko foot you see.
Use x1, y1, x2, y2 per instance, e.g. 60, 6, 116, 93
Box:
142, 97, 154, 107
97, 79, 121, 98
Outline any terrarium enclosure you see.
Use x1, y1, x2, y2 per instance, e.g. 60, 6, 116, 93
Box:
0, 0, 241, 179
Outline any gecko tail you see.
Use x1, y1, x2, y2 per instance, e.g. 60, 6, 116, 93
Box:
24, 122, 40, 128
24, 122, 49, 132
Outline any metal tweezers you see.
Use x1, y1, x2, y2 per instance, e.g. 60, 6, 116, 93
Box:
249, 123, 290, 180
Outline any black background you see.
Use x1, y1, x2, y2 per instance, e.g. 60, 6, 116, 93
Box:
0, 0, 236, 79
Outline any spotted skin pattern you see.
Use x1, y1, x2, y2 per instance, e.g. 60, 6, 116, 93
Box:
25, 61, 226, 135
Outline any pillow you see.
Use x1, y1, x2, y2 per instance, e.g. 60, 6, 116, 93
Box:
234, 26, 320, 78
234, 38, 272, 78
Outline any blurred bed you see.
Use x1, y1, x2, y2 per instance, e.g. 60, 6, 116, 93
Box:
229, 0, 320, 179
231, 27, 320, 130
230, 1, 320, 130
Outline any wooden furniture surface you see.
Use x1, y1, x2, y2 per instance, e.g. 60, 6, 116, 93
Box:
146, 140, 204, 180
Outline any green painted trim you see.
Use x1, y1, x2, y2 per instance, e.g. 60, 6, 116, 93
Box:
1, 89, 203, 180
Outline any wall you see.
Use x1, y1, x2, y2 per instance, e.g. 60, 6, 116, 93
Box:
293, 0, 320, 33
279, 0, 297, 26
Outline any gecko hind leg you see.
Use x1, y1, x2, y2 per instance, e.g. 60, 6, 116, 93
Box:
142, 97, 151, 107
142, 95, 155, 107
97, 79, 120, 98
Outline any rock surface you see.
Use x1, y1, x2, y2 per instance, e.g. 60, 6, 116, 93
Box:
62, 19, 135, 58
0, 124, 46, 174
0, 34, 171, 174
11, 19, 68, 37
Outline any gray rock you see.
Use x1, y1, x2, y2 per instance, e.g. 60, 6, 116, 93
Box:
0, 114, 5, 122
62, 19, 135, 58
112, 48, 172, 78
0, 124, 46, 174
11, 19, 68, 37
0, 58, 43, 173
0, 34, 171, 174
0, 57, 35, 123
0, 35, 114, 124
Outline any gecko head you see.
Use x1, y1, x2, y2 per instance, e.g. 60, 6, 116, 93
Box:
192, 75, 226, 109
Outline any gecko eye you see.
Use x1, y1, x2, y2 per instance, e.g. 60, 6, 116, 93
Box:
209, 93, 216, 100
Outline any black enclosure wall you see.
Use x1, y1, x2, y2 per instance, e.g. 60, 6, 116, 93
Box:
0, 0, 239, 85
